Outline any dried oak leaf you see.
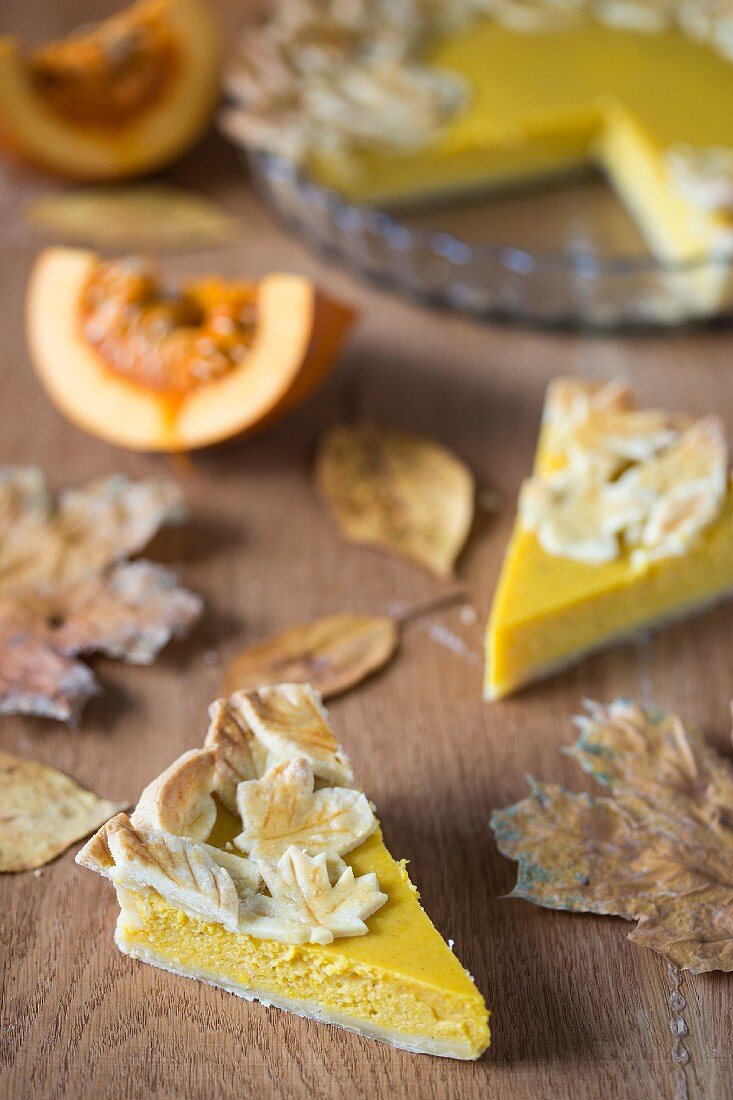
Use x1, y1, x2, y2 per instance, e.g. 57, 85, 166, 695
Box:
315, 425, 475, 577
491, 699, 733, 974
0, 468, 202, 723
0, 751, 123, 872
223, 613, 398, 701
26, 184, 239, 251
244, 845, 387, 945
234, 757, 376, 861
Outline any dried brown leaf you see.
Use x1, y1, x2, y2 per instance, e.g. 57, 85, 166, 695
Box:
0, 468, 202, 723
25, 185, 239, 251
0, 752, 123, 872
492, 699, 733, 974
223, 613, 398, 699
315, 425, 475, 577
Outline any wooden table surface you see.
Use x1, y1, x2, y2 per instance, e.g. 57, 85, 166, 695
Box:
2, 3, 733, 1098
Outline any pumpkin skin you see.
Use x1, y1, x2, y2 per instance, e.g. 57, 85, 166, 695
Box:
0, 0, 221, 180
26, 247, 355, 452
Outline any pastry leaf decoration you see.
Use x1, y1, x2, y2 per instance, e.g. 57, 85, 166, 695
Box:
519, 379, 727, 566
0, 468, 201, 722
491, 699, 733, 973
78, 686, 389, 945
244, 846, 387, 945
316, 424, 475, 577
223, 613, 398, 701
205, 696, 269, 812
0, 751, 123, 872
237, 683, 355, 787
234, 757, 376, 861
132, 749, 219, 842
86, 813, 249, 933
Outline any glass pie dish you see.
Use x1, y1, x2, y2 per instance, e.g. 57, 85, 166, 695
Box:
248, 149, 733, 330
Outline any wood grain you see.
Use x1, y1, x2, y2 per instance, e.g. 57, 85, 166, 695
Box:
2, 3, 733, 1098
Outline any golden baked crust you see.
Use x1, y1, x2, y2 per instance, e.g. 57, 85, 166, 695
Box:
518, 377, 728, 567
78, 684, 384, 946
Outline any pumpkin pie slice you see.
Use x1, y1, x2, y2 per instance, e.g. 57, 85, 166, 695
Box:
77, 684, 490, 1059
486, 377, 733, 699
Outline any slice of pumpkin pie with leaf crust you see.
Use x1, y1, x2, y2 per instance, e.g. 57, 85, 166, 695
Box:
77, 684, 490, 1059
486, 377, 733, 700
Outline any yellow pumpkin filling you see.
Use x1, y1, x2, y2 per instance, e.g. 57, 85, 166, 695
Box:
80, 260, 258, 395
117, 823, 489, 1056
27, 6, 178, 129
488, 489, 733, 700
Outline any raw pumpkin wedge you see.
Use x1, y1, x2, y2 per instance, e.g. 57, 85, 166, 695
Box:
0, 0, 220, 180
26, 247, 355, 452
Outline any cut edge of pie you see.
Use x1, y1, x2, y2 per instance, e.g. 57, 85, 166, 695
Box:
77, 683, 490, 1060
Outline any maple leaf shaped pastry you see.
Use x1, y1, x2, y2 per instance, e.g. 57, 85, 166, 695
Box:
492, 699, 733, 974
234, 757, 376, 861
237, 683, 355, 787
0, 468, 201, 722
243, 845, 388, 945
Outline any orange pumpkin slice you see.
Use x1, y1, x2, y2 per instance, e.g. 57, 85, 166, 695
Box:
0, 0, 220, 180
26, 247, 355, 452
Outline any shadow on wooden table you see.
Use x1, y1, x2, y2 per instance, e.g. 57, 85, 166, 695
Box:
379, 788, 620, 1069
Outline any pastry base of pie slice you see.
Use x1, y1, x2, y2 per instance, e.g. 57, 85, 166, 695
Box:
112, 825, 489, 1060
486, 409, 733, 701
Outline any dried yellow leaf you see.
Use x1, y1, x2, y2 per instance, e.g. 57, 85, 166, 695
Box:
315, 425, 475, 577
223, 614, 398, 700
0, 752, 123, 872
492, 699, 733, 973
25, 185, 239, 251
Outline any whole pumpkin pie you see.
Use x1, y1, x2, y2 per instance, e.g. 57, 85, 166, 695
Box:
224, 0, 733, 273
486, 377, 733, 699
77, 683, 490, 1059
